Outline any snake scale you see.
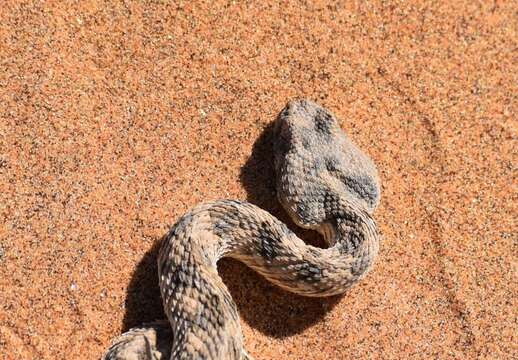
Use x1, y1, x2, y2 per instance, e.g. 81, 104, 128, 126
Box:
103, 99, 381, 359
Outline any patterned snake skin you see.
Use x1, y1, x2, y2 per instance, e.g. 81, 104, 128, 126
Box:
102, 99, 381, 359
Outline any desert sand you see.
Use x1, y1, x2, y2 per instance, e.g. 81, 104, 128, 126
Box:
0, 1, 516, 359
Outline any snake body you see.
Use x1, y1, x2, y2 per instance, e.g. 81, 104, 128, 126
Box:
103, 99, 381, 359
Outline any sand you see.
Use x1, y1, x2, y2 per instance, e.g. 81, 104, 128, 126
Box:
0, 1, 516, 359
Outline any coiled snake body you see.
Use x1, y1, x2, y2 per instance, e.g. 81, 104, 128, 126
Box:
103, 100, 381, 359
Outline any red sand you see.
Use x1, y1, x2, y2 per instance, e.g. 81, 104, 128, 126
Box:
0, 1, 516, 359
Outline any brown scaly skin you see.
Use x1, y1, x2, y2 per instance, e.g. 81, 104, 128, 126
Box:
102, 99, 381, 360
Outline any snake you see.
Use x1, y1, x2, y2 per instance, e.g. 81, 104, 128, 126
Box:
102, 99, 381, 360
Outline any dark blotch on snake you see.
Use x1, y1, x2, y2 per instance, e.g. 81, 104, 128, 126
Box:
314, 109, 334, 135
296, 262, 323, 283
343, 174, 379, 209
258, 221, 281, 260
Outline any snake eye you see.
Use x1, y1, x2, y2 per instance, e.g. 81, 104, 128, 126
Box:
325, 156, 341, 172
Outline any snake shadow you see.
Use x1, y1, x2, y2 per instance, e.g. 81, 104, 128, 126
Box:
121, 121, 340, 338
121, 238, 165, 332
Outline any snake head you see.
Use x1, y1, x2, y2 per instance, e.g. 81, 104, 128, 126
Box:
273, 99, 380, 218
